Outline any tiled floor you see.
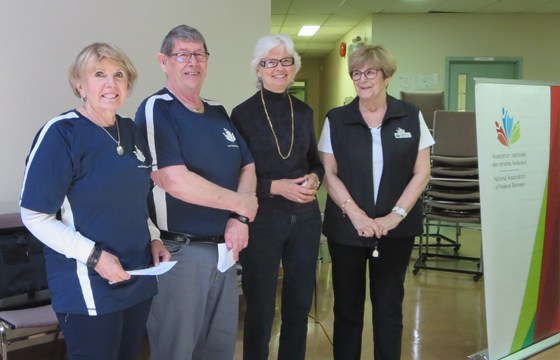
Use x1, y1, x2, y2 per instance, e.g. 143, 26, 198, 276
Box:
8, 229, 560, 359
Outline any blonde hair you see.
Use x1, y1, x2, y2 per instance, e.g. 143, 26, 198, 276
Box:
68, 42, 138, 98
348, 45, 396, 79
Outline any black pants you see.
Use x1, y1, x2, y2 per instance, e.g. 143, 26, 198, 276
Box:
240, 209, 322, 360
56, 298, 152, 360
328, 237, 415, 360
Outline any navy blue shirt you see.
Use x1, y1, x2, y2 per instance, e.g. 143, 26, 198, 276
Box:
135, 88, 254, 236
20, 110, 157, 315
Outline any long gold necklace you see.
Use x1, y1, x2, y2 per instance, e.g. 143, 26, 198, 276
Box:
260, 89, 294, 160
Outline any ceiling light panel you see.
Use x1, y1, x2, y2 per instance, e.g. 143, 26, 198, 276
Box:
298, 25, 321, 36
282, 14, 330, 26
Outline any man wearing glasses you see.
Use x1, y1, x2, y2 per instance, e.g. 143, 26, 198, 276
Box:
135, 25, 258, 360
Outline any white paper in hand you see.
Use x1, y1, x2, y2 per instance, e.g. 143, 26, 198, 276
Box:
126, 261, 177, 276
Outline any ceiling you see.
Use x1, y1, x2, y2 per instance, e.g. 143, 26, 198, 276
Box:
271, 0, 560, 58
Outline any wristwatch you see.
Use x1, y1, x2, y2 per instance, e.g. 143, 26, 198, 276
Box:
229, 213, 249, 224
392, 206, 407, 218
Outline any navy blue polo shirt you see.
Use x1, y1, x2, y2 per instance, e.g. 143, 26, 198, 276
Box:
20, 110, 157, 315
135, 88, 253, 236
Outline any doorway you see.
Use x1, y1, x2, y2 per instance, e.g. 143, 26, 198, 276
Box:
446, 57, 522, 112
288, 80, 307, 103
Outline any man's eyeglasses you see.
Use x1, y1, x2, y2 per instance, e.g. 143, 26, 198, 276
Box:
259, 57, 295, 68
350, 68, 381, 81
168, 52, 210, 63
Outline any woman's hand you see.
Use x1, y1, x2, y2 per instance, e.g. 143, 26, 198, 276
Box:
373, 212, 404, 237
271, 177, 317, 203
94, 251, 131, 284
348, 212, 378, 238
151, 240, 171, 267
301, 173, 320, 190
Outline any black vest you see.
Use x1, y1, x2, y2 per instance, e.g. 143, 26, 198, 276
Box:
323, 95, 423, 246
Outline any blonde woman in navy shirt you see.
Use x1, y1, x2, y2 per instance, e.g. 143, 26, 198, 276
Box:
20, 43, 170, 360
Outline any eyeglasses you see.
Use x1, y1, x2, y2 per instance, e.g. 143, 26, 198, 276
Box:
259, 57, 295, 68
168, 52, 210, 63
350, 68, 381, 81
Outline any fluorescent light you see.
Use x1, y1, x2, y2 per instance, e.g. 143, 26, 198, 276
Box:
298, 26, 320, 36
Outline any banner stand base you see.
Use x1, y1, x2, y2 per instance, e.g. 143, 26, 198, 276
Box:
468, 333, 560, 360
468, 349, 489, 359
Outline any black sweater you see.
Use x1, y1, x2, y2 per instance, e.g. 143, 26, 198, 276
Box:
231, 88, 324, 216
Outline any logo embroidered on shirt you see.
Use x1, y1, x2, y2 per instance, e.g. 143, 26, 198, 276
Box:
223, 128, 239, 148
394, 127, 412, 139
134, 145, 150, 168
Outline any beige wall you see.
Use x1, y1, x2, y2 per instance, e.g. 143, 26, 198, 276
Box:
319, 13, 560, 135
296, 57, 321, 138
0, 0, 270, 213
318, 15, 373, 128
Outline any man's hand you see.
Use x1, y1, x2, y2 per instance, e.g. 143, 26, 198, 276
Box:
224, 218, 249, 261
237, 193, 258, 221
151, 240, 171, 267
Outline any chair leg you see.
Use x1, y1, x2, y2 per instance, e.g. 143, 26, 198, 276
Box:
314, 267, 319, 323
1, 322, 8, 360
47, 326, 61, 360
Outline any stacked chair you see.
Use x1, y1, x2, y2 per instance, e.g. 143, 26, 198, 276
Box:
412, 111, 483, 281
400, 91, 445, 131
0, 213, 61, 360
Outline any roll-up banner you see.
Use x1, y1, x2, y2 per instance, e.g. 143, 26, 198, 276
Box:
474, 79, 560, 360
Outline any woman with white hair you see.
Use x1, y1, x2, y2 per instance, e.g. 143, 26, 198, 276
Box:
231, 34, 324, 360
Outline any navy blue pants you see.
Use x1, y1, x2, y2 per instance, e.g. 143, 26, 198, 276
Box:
56, 297, 152, 360
328, 237, 415, 360
240, 209, 322, 360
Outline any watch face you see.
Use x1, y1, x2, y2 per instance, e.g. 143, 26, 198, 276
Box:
240, 216, 248, 222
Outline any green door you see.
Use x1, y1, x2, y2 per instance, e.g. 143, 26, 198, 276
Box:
446, 58, 522, 112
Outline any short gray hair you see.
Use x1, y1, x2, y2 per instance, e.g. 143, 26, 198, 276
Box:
161, 25, 208, 54
68, 42, 138, 98
348, 45, 397, 80
250, 34, 301, 89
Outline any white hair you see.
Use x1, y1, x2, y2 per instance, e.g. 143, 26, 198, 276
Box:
250, 34, 302, 89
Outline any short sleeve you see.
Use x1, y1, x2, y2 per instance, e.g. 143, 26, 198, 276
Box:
20, 121, 74, 214
233, 123, 254, 167
135, 96, 185, 170
418, 111, 435, 150
318, 118, 333, 154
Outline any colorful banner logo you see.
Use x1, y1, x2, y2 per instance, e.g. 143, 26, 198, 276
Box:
496, 108, 521, 148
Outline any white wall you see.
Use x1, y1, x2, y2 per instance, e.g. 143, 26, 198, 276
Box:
319, 13, 560, 124
318, 15, 373, 123
0, 0, 270, 213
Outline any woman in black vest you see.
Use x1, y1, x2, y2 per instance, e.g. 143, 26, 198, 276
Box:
231, 34, 324, 360
318, 45, 434, 360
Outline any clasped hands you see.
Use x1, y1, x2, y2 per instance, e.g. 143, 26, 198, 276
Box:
271, 173, 319, 203
350, 210, 404, 238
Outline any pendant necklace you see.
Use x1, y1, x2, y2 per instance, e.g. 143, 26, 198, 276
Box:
84, 107, 124, 156
260, 89, 294, 160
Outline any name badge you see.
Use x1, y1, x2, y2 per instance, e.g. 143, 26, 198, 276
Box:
394, 127, 412, 139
